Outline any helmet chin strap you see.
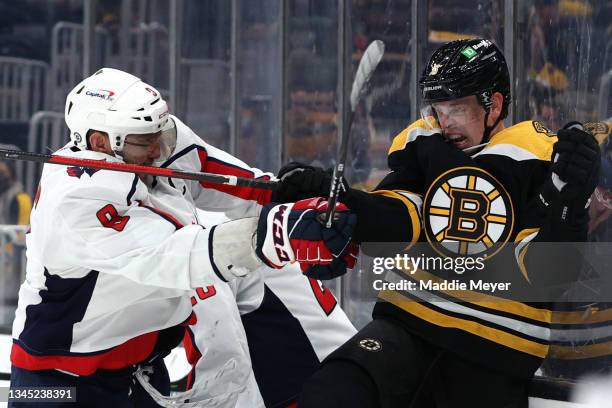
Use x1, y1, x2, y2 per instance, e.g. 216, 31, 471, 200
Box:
481, 110, 503, 144
478, 90, 502, 144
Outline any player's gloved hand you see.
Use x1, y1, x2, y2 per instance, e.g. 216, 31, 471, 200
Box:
256, 197, 357, 272
303, 240, 359, 280
271, 162, 348, 203
539, 122, 601, 224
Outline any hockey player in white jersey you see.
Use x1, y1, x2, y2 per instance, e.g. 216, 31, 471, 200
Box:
9, 68, 356, 407
130, 90, 358, 406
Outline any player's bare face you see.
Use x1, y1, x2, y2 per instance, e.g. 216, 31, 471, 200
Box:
122, 132, 162, 166
432, 96, 485, 149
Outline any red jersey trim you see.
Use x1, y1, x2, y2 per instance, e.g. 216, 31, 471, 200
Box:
11, 331, 158, 376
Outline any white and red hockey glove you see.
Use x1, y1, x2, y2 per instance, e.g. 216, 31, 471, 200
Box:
256, 197, 357, 279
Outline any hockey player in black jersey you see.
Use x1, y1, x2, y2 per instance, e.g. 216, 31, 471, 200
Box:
273, 38, 601, 407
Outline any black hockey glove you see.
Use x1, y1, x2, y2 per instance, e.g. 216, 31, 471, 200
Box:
539, 122, 601, 226
272, 162, 348, 203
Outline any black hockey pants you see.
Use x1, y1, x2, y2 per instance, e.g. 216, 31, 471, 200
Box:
298, 318, 530, 408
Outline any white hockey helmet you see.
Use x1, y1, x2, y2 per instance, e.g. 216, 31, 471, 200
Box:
65, 67, 169, 153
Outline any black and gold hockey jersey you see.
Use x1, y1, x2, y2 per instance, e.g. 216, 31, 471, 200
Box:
367, 119, 593, 379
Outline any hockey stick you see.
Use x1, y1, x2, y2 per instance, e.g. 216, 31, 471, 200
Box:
325, 40, 385, 227
0, 148, 277, 189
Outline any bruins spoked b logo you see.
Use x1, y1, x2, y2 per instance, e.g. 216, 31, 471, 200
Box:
423, 167, 514, 259
359, 338, 382, 352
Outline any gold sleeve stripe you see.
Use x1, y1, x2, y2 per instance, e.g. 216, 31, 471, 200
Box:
16, 192, 32, 225
388, 127, 411, 155
515, 228, 540, 243
406, 267, 553, 323
395, 262, 612, 326
388, 119, 440, 155
552, 307, 612, 325
370, 189, 421, 246
411, 276, 612, 325
549, 341, 612, 359
379, 290, 549, 358
514, 228, 539, 284
517, 243, 531, 284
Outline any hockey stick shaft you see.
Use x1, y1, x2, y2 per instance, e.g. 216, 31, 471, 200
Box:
0, 148, 277, 189
325, 40, 385, 227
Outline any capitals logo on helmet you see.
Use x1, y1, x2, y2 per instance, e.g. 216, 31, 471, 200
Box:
423, 166, 514, 259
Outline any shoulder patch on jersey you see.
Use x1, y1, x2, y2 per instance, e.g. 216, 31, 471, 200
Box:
477, 121, 556, 162
532, 121, 556, 137
423, 166, 514, 260
584, 121, 610, 145
388, 118, 441, 155
67, 166, 102, 178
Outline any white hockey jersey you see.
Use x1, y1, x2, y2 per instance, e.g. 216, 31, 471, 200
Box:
146, 117, 357, 407
148, 115, 273, 223
11, 144, 224, 376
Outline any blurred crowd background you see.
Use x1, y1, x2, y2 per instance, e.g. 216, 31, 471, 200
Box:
0, 0, 610, 388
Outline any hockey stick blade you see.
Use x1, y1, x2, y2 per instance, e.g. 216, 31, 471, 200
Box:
350, 40, 385, 113
0, 148, 277, 189
325, 40, 385, 227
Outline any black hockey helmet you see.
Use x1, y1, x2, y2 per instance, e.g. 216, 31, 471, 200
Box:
420, 38, 511, 120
